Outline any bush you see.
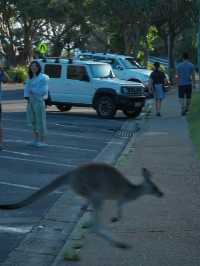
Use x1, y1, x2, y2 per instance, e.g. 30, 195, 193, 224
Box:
7, 65, 28, 83
187, 92, 200, 160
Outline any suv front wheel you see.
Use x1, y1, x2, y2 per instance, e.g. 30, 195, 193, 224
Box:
96, 96, 116, 118
56, 105, 72, 112
123, 107, 142, 118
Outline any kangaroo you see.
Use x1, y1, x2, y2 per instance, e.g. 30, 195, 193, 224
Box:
0, 163, 163, 249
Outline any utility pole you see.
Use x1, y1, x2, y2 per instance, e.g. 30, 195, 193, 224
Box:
198, 3, 200, 90
167, 33, 171, 80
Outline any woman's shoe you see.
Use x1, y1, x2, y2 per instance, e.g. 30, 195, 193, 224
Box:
28, 140, 38, 146
36, 142, 48, 147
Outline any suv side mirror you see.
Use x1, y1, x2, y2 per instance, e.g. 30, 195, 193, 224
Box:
82, 75, 90, 82
115, 65, 123, 71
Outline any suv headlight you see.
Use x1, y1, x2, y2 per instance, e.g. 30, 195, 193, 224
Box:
142, 80, 149, 87
121, 86, 128, 94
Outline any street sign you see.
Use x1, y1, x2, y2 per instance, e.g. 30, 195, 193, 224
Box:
37, 42, 48, 55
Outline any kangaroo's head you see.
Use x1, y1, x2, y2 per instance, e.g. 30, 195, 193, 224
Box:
142, 168, 164, 198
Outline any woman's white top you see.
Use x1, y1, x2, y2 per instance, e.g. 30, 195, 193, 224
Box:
24, 73, 49, 100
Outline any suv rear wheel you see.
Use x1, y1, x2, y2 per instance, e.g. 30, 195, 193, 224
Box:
56, 105, 72, 112
123, 107, 142, 118
96, 96, 116, 118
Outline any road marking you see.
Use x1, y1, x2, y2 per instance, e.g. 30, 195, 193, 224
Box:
4, 118, 117, 134
54, 123, 116, 133
4, 127, 111, 141
5, 139, 98, 152
2, 149, 47, 158
0, 181, 62, 194
0, 155, 75, 168
0, 225, 32, 234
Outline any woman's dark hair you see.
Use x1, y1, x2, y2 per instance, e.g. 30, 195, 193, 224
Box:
28, 61, 41, 79
154, 61, 160, 70
182, 52, 189, 60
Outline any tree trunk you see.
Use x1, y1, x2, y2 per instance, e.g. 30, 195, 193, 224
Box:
2, 44, 17, 67
167, 32, 176, 83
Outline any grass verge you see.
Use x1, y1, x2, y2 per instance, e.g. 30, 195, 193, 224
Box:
187, 91, 200, 160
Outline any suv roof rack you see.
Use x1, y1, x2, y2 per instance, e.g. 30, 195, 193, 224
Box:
40, 57, 69, 63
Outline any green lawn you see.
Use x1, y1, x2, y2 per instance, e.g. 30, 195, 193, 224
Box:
187, 91, 200, 160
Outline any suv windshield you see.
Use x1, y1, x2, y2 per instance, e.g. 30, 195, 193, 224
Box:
90, 64, 116, 78
120, 57, 143, 69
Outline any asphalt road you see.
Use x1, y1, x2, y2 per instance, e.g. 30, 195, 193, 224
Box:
0, 85, 139, 263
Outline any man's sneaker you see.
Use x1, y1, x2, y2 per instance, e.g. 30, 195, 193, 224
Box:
0, 145, 3, 151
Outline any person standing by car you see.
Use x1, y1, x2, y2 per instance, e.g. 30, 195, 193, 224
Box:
0, 64, 10, 150
176, 52, 195, 116
148, 62, 168, 116
24, 61, 49, 147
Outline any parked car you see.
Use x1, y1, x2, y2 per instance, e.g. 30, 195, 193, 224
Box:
75, 52, 151, 87
75, 52, 170, 96
36, 57, 146, 119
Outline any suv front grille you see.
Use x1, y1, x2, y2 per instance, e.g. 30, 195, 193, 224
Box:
121, 86, 144, 97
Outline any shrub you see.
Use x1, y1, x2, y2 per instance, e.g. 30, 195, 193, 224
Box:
187, 92, 200, 160
7, 65, 28, 83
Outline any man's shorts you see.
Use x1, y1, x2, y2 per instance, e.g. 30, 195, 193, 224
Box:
178, 85, 192, 99
153, 84, 165, 100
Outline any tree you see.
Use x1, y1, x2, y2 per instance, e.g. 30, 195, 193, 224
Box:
86, 0, 156, 55
43, 0, 89, 57
0, 0, 18, 65
151, 0, 197, 80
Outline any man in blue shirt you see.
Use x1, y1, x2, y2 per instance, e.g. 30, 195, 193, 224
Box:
176, 52, 195, 115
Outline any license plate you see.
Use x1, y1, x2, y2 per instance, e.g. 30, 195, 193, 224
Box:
135, 102, 142, 107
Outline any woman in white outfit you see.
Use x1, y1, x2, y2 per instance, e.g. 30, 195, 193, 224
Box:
24, 61, 49, 147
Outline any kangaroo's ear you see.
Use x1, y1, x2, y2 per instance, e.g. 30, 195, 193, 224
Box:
142, 168, 152, 180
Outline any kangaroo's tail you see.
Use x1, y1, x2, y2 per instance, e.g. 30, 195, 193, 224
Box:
142, 167, 152, 180
0, 171, 72, 210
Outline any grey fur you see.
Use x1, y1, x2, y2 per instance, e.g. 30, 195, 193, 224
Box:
0, 163, 163, 248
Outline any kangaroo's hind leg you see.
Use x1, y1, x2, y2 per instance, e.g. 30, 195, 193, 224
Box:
91, 194, 130, 249
111, 198, 126, 223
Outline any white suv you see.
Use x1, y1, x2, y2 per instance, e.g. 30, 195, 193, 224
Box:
36, 58, 146, 118
75, 52, 152, 89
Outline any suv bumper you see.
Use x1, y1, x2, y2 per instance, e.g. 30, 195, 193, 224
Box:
116, 95, 146, 109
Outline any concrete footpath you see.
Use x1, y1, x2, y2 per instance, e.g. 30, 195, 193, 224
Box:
3, 89, 200, 266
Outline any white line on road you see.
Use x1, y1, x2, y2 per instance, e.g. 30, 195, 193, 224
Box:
5, 139, 98, 153
3, 118, 116, 134
2, 149, 47, 158
0, 225, 32, 234
0, 155, 75, 168
54, 123, 115, 133
4, 127, 111, 141
0, 181, 62, 194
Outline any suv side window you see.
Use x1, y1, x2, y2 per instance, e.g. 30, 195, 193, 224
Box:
93, 57, 120, 70
110, 59, 120, 69
44, 64, 62, 78
67, 65, 89, 81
